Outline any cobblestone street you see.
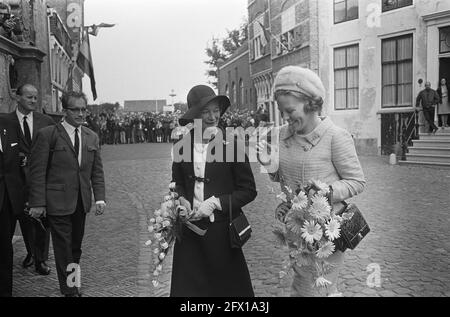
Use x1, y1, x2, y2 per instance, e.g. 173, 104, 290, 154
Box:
12, 143, 450, 297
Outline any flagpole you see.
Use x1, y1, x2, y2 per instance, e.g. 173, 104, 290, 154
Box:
256, 21, 289, 51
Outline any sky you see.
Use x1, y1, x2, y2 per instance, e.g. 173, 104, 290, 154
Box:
82, 0, 248, 106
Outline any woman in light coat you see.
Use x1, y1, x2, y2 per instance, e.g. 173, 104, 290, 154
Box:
258, 66, 366, 297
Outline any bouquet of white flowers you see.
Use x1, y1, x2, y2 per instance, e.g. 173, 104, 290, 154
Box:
146, 182, 201, 288
273, 180, 349, 289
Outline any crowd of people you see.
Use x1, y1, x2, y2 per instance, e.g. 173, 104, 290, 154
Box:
85, 112, 179, 145
82, 106, 271, 146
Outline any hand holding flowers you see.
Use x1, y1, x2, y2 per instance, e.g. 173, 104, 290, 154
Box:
273, 179, 343, 290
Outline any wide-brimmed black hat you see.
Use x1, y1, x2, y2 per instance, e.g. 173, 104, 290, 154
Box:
178, 85, 230, 126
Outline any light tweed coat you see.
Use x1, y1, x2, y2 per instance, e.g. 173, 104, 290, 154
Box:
269, 117, 366, 297
271, 117, 365, 205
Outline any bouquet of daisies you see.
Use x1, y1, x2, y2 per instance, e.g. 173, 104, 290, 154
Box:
273, 179, 347, 289
146, 182, 199, 288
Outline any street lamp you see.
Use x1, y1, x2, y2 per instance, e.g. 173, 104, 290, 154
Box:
170, 89, 176, 113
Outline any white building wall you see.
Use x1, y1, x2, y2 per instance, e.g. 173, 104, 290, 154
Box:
318, 0, 450, 155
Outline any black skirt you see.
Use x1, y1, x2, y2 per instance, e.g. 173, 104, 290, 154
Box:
170, 218, 254, 297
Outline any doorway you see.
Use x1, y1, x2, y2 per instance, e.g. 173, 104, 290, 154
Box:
438, 57, 450, 126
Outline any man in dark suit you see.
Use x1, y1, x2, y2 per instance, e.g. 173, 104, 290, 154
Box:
28, 91, 106, 297
6, 84, 55, 275
0, 116, 25, 297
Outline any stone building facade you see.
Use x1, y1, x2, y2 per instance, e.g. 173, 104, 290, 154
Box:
218, 42, 257, 111
0, 0, 51, 113
317, 0, 450, 155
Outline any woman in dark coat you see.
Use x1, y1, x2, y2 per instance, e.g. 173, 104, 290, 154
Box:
170, 85, 257, 297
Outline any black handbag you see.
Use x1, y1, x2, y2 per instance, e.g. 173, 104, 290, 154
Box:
334, 201, 370, 252
229, 195, 252, 249
327, 187, 370, 252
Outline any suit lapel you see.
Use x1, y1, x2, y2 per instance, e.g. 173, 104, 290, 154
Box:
32, 113, 41, 142
9, 112, 29, 148
0, 129, 7, 153
81, 126, 89, 168
58, 123, 77, 156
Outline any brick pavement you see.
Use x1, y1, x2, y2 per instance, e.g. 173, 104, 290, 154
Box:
11, 143, 450, 297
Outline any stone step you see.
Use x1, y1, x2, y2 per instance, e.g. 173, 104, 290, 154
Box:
405, 153, 450, 164
399, 160, 450, 169
408, 147, 450, 156
419, 133, 450, 141
412, 139, 450, 148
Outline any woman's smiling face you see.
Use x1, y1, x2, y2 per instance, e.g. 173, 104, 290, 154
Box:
277, 94, 316, 134
201, 101, 221, 130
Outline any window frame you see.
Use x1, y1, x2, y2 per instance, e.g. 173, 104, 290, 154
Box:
334, 44, 360, 110
334, 0, 359, 25
381, 0, 413, 13
381, 34, 413, 108
439, 26, 450, 54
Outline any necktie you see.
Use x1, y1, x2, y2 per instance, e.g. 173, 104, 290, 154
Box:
74, 128, 80, 162
23, 116, 32, 144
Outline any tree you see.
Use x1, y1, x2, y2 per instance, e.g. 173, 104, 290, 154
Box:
205, 38, 227, 88
204, 20, 248, 88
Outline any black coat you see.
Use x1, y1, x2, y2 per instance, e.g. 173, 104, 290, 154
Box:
171, 132, 257, 297
437, 83, 450, 102
5, 111, 55, 201
0, 116, 25, 216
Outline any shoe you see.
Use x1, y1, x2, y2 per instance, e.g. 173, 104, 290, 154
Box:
22, 254, 34, 268
433, 127, 439, 134
35, 262, 51, 276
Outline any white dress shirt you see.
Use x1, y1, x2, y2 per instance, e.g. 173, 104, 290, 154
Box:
192, 142, 221, 211
16, 109, 34, 139
61, 120, 82, 166
0, 134, 3, 152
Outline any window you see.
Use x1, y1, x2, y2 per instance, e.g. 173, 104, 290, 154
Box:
245, 89, 248, 105
439, 26, 450, 54
231, 82, 236, 104
334, 45, 359, 110
240, 79, 245, 106
334, 0, 358, 24
382, 0, 412, 12
277, 6, 296, 56
253, 16, 265, 60
253, 36, 262, 59
382, 35, 413, 108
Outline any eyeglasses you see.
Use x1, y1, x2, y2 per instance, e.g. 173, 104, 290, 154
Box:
66, 107, 87, 114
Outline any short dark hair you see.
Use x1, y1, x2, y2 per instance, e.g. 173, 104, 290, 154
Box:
274, 90, 323, 114
61, 91, 88, 109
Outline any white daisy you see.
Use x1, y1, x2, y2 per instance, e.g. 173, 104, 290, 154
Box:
315, 276, 332, 288
309, 195, 331, 221
325, 219, 341, 241
291, 191, 308, 211
301, 221, 323, 244
316, 241, 335, 259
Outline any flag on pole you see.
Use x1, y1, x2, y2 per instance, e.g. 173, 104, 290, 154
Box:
256, 20, 268, 47
88, 23, 116, 36
76, 31, 97, 100
256, 20, 288, 51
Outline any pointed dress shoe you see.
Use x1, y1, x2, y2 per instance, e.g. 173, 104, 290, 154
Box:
22, 254, 34, 268
35, 262, 51, 275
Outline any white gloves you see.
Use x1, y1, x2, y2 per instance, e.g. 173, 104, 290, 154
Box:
194, 196, 222, 223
